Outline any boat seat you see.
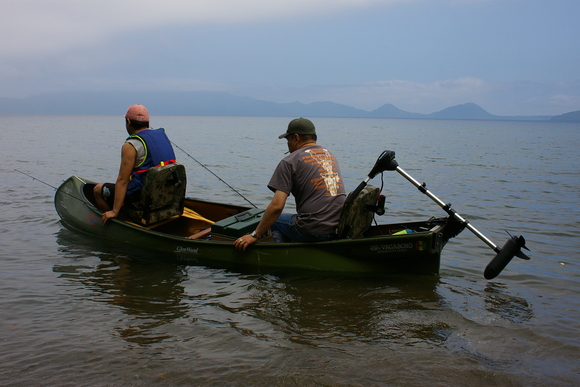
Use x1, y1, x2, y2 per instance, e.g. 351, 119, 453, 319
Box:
336, 184, 380, 239
123, 163, 187, 226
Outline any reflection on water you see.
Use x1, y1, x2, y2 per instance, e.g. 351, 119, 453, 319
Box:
246, 275, 449, 347
27, 213, 566, 384
54, 229, 189, 346
483, 282, 534, 324
53, 228, 460, 350
48, 213, 555, 387
54, 226, 536, 350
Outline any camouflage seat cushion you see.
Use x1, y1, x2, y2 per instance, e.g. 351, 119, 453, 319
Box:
336, 185, 379, 239
123, 163, 187, 226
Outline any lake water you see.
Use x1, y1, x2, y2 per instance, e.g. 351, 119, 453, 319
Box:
1, 115, 579, 386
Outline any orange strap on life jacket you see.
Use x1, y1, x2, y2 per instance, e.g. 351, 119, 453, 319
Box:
132, 159, 177, 175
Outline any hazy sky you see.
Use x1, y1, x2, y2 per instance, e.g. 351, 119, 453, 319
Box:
2, 0, 579, 116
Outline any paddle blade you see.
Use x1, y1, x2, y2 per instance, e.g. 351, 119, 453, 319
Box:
484, 235, 529, 279
368, 150, 398, 178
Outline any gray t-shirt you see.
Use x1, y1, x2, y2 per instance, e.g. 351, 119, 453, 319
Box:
268, 145, 346, 235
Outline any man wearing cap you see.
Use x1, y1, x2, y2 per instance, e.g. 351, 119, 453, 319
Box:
94, 104, 177, 225
234, 118, 346, 251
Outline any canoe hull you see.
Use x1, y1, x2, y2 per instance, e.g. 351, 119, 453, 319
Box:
55, 176, 452, 275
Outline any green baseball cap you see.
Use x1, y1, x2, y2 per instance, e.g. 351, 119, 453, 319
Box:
278, 117, 316, 139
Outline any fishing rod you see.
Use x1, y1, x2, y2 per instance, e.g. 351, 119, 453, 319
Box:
16, 169, 63, 191
14, 169, 89, 206
171, 141, 257, 208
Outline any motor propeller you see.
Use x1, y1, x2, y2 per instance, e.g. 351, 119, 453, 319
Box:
484, 233, 530, 279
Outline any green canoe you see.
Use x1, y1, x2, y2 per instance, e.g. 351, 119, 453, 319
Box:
54, 175, 462, 275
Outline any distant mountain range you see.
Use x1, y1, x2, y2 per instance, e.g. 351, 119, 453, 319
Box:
0, 90, 578, 122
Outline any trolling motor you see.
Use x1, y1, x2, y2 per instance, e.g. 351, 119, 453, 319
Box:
366, 150, 530, 279
343, 151, 397, 207
337, 151, 396, 239
341, 151, 395, 218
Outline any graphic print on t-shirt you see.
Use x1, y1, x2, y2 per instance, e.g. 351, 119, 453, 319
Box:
304, 148, 342, 196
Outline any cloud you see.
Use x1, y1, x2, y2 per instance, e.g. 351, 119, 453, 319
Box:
0, 0, 402, 58
2, 0, 577, 116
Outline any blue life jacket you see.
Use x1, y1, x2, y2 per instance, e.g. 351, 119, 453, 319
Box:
126, 128, 176, 196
